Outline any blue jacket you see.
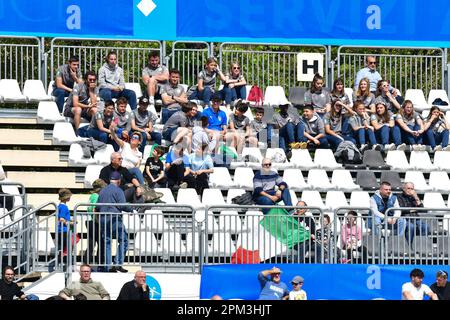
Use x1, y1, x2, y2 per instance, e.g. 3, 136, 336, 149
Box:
370, 190, 400, 219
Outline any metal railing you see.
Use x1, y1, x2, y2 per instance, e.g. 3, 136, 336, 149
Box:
337, 46, 445, 96
0, 36, 41, 87
0, 181, 27, 216
168, 41, 211, 87
219, 42, 329, 93
0, 202, 57, 279
68, 203, 197, 275
49, 38, 162, 85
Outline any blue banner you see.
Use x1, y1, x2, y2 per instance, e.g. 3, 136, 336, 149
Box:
200, 264, 446, 300
177, 0, 450, 47
0, 0, 132, 37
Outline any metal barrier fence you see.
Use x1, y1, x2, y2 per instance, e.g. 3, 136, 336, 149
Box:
0, 36, 41, 87
336, 46, 445, 97
68, 203, 197, 275
49, 38, 162, 85
219, 43, 329, 93
0, 202, 57, 279
0, 181, 27, 215
168, 41, 211, 87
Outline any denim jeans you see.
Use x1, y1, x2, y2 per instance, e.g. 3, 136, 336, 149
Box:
425, 129, 449, 148
374, 125, 402, 145
353, 128, 377, 146
52, 88, 70, 113
223, 84, 246, 105
255, 188, 293, 215
99, 88, 137, 110
78, 126, 113, 145
401, 124, 423, 145
278, 122, 296, 152
189, 87, 223, 106
404, 217, 430, 245
370, 216, 407, 236
128, 167, 145, 185
161, 107, 180, 124
326, 134, 356, 150
100, 215, 128, 268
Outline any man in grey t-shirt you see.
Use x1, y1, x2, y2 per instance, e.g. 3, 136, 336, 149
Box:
299, 105, 329, 149
142, 51, 169, 107
130, 96, 162, 153
53, 55, 83, 112
160, 69, 188, 124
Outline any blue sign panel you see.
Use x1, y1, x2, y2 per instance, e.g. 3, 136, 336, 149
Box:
0, 0, 132, 37
176, 0, 450, 47
200, 264, 445, 300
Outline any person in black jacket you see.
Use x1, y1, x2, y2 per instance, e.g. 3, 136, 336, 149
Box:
117, 270, 150, 300
430, 270, 450, 300
0, 266, 26, 300
397, 182, 430, 245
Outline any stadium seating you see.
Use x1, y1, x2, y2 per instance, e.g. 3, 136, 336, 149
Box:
263, 86, 290, 106
282, 168, 309, 191
37, 101, 65, 123
385, 150, 412, 171
331, 170, 360, 191
380, 171, 402, 191
265, 148, 291, 169
307, 169, 334, 191
314, 149, 342, 170
428, 171, 450, 193
404, 171, 432, 192
226, 189, 246, 204
409, 151, 437, 172
233, 167, 255, 190
23, 80, 52, 102
289, 149, 317, 169
433, 151, 450, 171
427, 89, 450, 111
52, 122, 81, 145
83, 165, 104, 188
288, 87, 307, 106
349, 191, 371, 208
125, 82, 143, 101
155, 188, 176, 204
356, 171, 378, 191
404, 89, 429, 111
362, 150, 390, 170
209, 167, 235, 189
68, 143, 96, 167
0, 79, 27, 103
344, 88, 354, 107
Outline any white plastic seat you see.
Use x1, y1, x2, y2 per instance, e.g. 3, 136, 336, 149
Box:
141, 209, 170, 232
161, 231, 186, 257
52, 122, 81, 145
289, 190, 299, 204
344, 87, 354, 107
37, 101, 65, 124
331, 170, 360, 191
0, 79, 27, 102
282, 168, 309, 191
23, 80, 52, 102
314, 149, 342, 169
218, 211, 242, 234
125, 82, 143, 101
226, 189, 246, 204
209, 167, 235, 189
409, 151, 437, 172
404, 171, 432, 192
307, 169, 334, 191
47, 80, 55, 96
233, 167, 255, 191
36, 229, 55, 255
349, 191, 371, 208
422, 110, 430, 119
83, 165, 104, 188
428, 89, 450, 111
325, 191, 349, 211
265, 148, 291, 169
185, 232, 201, 255
133, 231, 161, 256
230, 147, 263, 169
202, 189, 226, 207
122, 212, 144, 233
263, 86, 290, 107
404, 89, 429, 111
68, 143, 96, 167
433, 151, 450, 171
177, 188, 204, 211
205, 212, 221, 233
0, 208, 12, 227
423, 192, 447, 211
385, 150, 411, 171
429, 171, 450, 193
93, 144, 115, 166
209, 232, 236, 256
300, 190, 327, 210
289, 149, 317, 169
154, 188, 176, 204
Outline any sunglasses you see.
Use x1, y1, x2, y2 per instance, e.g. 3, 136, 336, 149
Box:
272, 273, 281, 276
292, 282, 303, 285
262, 163, 272, 167
131, 135, 140, 140
368, 61, 377, 65
87, 78, 96, 82
233, 67, 240, 70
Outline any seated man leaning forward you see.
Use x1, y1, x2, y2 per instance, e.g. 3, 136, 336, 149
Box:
252, 158, 293, 214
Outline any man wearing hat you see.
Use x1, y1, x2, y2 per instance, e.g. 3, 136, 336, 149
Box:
288, 275, 307, 300
130, 96, 161, 153
258, 266, 289, 300
97, 171, 132, 273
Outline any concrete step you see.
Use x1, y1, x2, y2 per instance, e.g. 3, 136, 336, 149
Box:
0, 128, 51, 145
0, 150, 68, 167
6, 171, 84, 189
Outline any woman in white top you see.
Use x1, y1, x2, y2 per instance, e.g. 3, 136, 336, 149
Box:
110, 121, 145, 184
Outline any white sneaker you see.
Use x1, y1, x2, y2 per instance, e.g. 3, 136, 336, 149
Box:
397, 143, 407, 151
384, 143, 396, 151
360, 144, 368, 152
149, 96, 155, 104
418, 144, 428, 152
443, 145, 450, 151
372, 144, 382, 151
434, 145, 443, 152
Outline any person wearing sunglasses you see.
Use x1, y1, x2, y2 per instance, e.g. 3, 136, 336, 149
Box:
223, 62, 247, 109
258, 266, 289, 300
288, 275, 307, 300
253, 158, 293, 214
354, 55, 383, 93
430, 270, 450, 300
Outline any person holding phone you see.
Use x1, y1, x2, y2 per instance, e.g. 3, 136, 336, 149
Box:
424, 106, 450, 151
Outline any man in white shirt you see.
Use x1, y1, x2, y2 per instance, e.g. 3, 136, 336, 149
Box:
402, 268, 438, 300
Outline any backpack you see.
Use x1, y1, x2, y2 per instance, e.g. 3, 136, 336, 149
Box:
247, 85, 264, 105
334, 140, 362, 164
231, 191, 255, 205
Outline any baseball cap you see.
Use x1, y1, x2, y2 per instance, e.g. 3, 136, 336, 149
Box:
110, 171, 121, 181
138, 96, 150, 105
291, 275, 304, 284
211, 92, 223, 102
